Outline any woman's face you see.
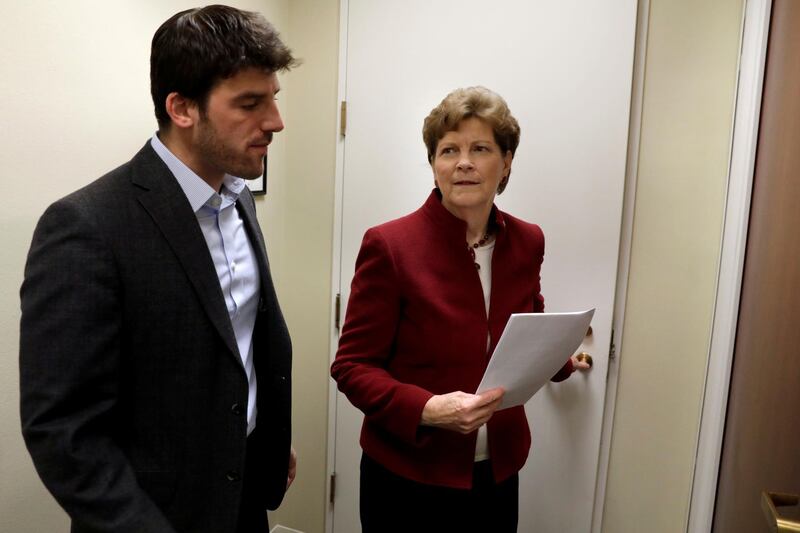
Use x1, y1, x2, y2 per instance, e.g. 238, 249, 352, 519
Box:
432, 117, 512, 219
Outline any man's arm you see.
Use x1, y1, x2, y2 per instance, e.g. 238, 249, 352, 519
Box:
19, 198, 176, 533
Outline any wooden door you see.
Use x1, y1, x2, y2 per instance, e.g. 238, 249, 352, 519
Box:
330, 1, 637, 532
713, 1, 800, 531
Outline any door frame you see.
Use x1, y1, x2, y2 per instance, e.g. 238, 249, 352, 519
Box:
324, 1, 643, 531
323, 1, 350, 530
686, 0, 772, 531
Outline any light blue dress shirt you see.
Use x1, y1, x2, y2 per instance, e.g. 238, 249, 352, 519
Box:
151, 134, 261, 435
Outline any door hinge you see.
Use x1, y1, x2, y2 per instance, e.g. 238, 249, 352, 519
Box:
608, 328, 616, 360
340, 101, 347, 137
329, 472, 336, 504
334, 293, 342, 330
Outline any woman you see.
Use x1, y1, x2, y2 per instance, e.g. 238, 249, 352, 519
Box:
330, 86, 589, 532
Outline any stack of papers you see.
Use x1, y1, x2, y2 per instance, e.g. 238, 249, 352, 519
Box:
476, 309, 595, 408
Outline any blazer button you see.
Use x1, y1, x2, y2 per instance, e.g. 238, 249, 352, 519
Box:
226, 471, 241, 482
231, 403, 244, 416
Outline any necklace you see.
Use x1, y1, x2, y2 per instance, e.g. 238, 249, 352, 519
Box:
468, 231, 492, 270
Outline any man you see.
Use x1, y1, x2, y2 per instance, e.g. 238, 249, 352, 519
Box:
19, 6, 297, 532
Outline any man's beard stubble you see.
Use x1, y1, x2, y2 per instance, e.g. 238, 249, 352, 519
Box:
195, 118, 266, 180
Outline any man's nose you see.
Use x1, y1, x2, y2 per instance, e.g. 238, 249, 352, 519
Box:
263, 106, 285, 133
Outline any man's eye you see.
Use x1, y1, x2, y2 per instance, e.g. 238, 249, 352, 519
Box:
241, 103, 258, 110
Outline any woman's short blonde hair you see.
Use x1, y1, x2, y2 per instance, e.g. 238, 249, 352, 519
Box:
422, 86, 520, 194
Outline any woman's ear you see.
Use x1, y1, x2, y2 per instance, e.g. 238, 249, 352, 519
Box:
498, 150, 513, 193
503, 150, 513, 176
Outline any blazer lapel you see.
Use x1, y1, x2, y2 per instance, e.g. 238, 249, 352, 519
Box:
235, 191, 271, 295
129, 143, 241, 363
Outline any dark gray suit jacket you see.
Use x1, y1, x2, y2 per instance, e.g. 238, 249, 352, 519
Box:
20, 142, 292, 533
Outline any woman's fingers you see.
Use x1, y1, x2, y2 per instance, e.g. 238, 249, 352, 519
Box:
419, 389, 506, 434
475, 387, 505, 406
571, 355, 592, 371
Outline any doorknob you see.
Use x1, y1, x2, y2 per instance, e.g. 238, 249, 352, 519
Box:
761, 491, 800, 532
575, 352, 593, 368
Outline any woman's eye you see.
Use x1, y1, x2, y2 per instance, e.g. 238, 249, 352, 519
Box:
440, 147, 456, 155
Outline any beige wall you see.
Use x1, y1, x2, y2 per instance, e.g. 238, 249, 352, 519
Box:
269, 0, 339, 531
270, 1, 747, 531
0, 1, 747, 532
602, 1, 744, 532
0, 1, 295, 531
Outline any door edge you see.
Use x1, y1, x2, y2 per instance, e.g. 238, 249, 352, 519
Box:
325, 1, 350, 532
591, 0, 650, 530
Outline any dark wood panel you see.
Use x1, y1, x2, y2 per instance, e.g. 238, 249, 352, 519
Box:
713, 1, 800, 532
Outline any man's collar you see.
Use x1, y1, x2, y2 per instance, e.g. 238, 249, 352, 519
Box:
150, 133, 245, 212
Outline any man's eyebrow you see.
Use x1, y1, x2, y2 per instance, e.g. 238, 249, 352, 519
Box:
232, 92, 266, 101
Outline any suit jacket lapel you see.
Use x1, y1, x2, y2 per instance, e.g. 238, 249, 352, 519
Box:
129, 143, 241, 363
235, 191, 271, 300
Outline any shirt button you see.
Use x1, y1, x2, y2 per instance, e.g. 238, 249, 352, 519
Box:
231, 403, 244, 416
226, 471, 241, 482
231, 261, 237, 272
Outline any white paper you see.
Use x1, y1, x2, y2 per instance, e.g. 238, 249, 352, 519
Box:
476, 309, 595, 409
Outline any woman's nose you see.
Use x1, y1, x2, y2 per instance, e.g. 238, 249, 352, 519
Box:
456, 158, 474, 170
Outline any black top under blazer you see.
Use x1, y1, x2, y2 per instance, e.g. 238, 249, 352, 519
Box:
19, 142, 292, 533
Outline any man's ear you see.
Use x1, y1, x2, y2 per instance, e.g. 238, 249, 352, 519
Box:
164, 92, 198, 129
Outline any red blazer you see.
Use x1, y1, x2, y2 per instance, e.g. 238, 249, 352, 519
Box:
331, 190, 573, 489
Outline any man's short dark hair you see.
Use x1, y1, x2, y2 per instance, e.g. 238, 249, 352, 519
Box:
150, 4, 298, 128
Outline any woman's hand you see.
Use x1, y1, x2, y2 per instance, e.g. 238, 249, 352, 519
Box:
571, 354, 592, 371
420, 387, 505, 434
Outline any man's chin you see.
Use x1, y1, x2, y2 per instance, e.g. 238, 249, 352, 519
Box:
234, 164, 264, 180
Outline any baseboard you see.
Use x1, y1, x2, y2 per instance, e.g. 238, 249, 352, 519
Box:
270, 525, 304, 533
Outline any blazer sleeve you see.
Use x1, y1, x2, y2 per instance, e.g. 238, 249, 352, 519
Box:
534, 231, 575, 383
19, 198, 177, 533
330, 228, 433, 446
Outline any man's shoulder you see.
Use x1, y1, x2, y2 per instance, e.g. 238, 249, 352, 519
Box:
56, 142, 161, 207
36, 142, 167, 237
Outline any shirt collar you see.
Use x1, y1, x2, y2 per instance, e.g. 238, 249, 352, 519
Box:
150, 133, 246, 213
